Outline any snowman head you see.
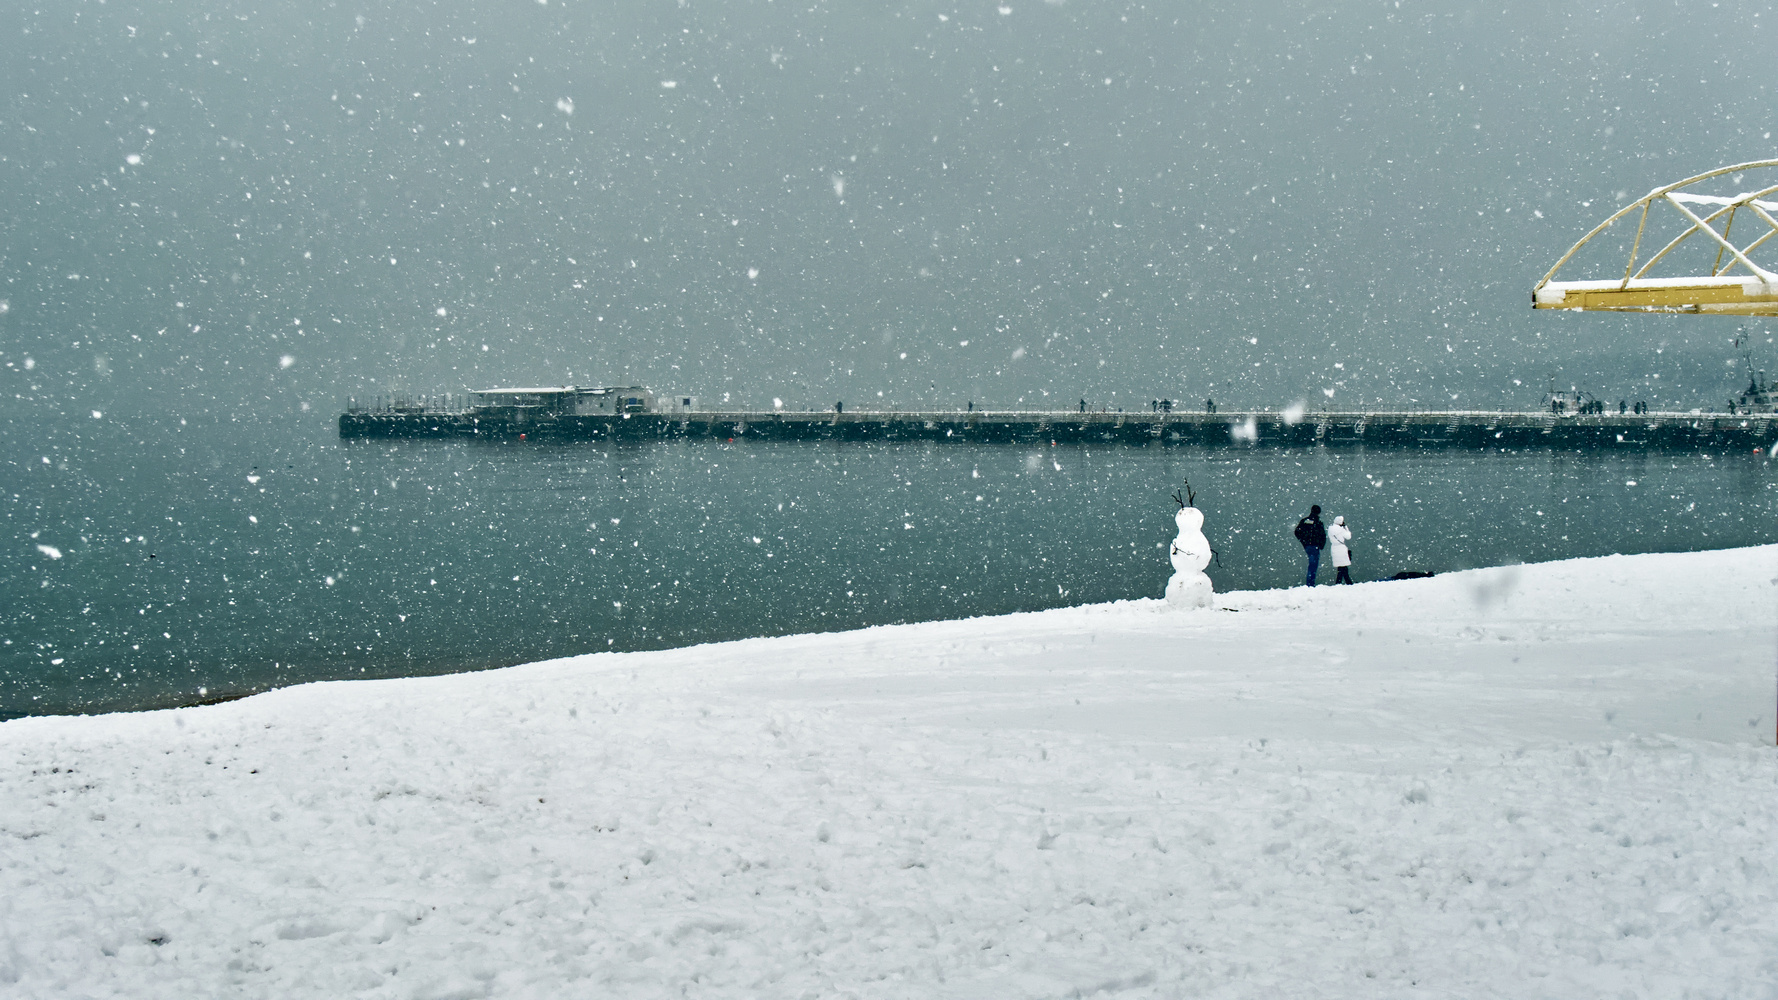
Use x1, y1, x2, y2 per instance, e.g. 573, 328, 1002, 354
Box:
1175, 506, 1204, 532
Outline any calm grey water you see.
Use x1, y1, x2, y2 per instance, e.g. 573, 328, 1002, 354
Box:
6, 420, 1774, 718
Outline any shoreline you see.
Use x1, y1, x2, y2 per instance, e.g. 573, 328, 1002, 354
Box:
10, 541, 1771, 725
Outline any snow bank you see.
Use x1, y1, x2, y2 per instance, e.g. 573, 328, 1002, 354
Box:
2, 546, 1775, 998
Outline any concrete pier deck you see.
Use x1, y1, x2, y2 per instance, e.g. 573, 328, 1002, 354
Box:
339, 408, 1778, 451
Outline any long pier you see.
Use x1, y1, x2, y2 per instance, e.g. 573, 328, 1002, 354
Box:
339, 408, 1778, 451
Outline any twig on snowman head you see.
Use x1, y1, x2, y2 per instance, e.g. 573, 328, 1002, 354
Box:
1172, 480, 1197, 509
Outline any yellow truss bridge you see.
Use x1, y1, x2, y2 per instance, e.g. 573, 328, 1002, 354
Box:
1533, 159, 1778, 316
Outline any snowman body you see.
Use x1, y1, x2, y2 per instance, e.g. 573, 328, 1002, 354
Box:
1165, 506, 1215, 608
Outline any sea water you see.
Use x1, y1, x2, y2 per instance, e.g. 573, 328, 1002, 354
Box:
6, 425, 1773, 717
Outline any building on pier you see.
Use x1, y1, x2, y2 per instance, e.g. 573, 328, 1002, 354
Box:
467, 386, 656, 416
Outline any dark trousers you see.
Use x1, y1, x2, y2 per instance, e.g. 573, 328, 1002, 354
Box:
1334, 565, 1353, 585
1303, 545, 1321, 586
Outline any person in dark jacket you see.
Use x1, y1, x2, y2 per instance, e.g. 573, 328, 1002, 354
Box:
1293, 505, 1328, 586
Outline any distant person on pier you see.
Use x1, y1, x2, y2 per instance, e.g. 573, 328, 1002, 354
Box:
1293, 505, 1328, 587
1619, 399, 1627, 414
1328, 515, 1354, 585
836, 401, 843, 413
1080, 399, 1087, 413
1205, 398, 1216, 414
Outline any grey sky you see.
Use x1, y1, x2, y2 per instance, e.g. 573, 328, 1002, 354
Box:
2, 0, 1774, 422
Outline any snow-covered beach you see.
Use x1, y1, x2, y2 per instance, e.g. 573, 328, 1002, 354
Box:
3, 546, 1774, 998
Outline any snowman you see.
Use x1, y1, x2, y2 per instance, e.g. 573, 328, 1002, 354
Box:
1165, 486, 1214, 608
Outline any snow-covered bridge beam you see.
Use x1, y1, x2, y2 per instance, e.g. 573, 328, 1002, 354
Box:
1534, 276, 1778, 315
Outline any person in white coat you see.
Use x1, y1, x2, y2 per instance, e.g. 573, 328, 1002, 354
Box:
1328, 515, 1354, 585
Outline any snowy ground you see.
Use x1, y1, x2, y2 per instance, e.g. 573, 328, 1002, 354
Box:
3, 546, 1775, 999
